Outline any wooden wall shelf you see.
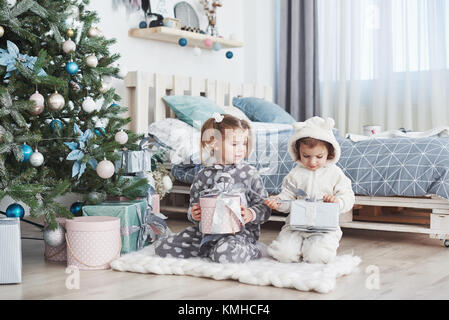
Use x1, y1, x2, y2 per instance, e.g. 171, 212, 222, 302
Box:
129, 27, 244, 50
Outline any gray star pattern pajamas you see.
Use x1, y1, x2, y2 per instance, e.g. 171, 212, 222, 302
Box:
155, 163, 271, 263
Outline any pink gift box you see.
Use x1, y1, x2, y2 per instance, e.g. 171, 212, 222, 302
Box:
65, 216, 121, 270
200, 195, 242, 234
44, 218, 67, 263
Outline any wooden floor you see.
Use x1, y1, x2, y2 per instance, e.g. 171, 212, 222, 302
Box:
1, 214, 449, 300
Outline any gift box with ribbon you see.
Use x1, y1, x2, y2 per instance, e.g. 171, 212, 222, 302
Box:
0, 218, 22, 284
82, 199, 169, 254
198, 172, 246, 235
289, 200, 340, 232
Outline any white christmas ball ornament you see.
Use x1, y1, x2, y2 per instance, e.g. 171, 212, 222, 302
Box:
85, 55, 98, 68
29, 91, 45, 115
43, 224, 65, 247
114, 130, 128, 145
96, 159, 115, 179
82, 97, 96, 113
99, 81, 110, 93
88, 26, 100, 38
62, 39, 76, 54
48, 91, 65, 111
7, 0, 17, 7
117, 65, 128, 78
30, 149, 44, 167
0, 26, 4, 38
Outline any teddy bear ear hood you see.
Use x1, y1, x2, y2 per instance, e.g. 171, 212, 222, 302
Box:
288, 117, 341, 165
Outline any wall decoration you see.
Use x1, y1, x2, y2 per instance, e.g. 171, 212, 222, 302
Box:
174, 1, 200, 29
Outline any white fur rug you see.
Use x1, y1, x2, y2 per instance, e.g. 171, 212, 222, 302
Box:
111, 244, 361, 294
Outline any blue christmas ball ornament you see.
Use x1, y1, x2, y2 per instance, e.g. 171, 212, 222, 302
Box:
6, 203, 25, 219
50, 119, 63, 132
213, 42, 222, 51
21, 144, 33, 163
139, 21, 147, 28
94, 127, 106, 136
178, 38, 187, 47
65, 61, 79, 75
226, 51, 234, 59
70, 202, 84, 217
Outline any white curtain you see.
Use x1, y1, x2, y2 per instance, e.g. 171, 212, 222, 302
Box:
318, 0, 449, 135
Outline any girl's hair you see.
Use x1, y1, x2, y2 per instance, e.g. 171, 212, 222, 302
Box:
200, 114, 253, 163
295, 137, 335, 160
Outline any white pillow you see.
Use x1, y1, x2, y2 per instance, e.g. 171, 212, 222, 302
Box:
222, 106, 251, 122
148, 118, 201, 165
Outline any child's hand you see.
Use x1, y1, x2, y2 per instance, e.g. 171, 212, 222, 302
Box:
240, 205, 254, 224
264, 196, 281, 210
191, 203, 202, 221
323, 195, 338, 203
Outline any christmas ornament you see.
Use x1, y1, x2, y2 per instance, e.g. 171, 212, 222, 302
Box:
7, 0, 16, 7
0, 40, 47, 78
139, 21, 147, 28
70, 80, 82, 92
30, 149, 44, 167
114, 130, 128, 145
62, 39, 76, 54
43, 224, 66, 247
82, 97, 96, 113
96, 159, 115, 179
0, 26, 4, 38
226, 51, 234, 59
65, 124, 98, 180
48, 91, 65, 111
21, 144, 33, 163
87, 191, 106, 205
65, 61, 79, 75
70, 202, 83, 216
94, 127, 106, 136
99, 81, 110, 93
178, 38, 187, 47
88, 26, 101, 37
117, 64, 128, 78
66, 28, 74, 37
193, 46, 202, 56
29, 90, 45, 115
213, 42, 222, 51
50, 119, 63, 132
85, 55, 98, 68
204, 38, 213, 48
6, 203, 24, 219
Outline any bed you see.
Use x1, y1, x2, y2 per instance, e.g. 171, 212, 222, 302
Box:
124, 71, 449, 246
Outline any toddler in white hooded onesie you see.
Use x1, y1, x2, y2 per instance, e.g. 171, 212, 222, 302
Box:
265, 116, 355, 264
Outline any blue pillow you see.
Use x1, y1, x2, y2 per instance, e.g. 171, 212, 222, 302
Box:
162, 96, 226, 129
232, 97, 296, 124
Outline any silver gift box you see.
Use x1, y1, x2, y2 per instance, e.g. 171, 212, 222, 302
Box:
115, 150, 154, 174
290, 200, 339, 232
0, 218, 22, 284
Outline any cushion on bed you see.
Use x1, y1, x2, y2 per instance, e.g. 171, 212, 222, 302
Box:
162, 96, 226, 129
232, 97, 296, 124
222, 106, 251, 122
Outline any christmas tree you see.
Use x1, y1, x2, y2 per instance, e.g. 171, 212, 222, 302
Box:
0, 0, 147, 229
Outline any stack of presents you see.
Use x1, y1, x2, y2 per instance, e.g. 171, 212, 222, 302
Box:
0, 148, 171, 284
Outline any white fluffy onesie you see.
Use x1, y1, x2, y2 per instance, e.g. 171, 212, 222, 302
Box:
268, 117, 355, 264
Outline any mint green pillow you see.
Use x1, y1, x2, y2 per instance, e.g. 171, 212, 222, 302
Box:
162, 96, 226, 129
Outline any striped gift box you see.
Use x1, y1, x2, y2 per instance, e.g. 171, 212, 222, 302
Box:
0, 218, 22, 284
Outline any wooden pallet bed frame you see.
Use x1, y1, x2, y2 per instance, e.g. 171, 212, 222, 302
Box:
124, 71, 449, 246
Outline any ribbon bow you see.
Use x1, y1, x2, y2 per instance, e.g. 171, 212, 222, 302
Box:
212, 112, 224, 123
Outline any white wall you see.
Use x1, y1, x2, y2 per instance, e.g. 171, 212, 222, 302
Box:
87, 0, 276, 94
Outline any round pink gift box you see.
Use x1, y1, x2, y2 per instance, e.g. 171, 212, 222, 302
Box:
65, 216, 121, 270
200, 195, 242, 235
44, 218, 67, 263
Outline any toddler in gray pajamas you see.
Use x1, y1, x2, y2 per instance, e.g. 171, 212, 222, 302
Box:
155, 114, 271, 263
